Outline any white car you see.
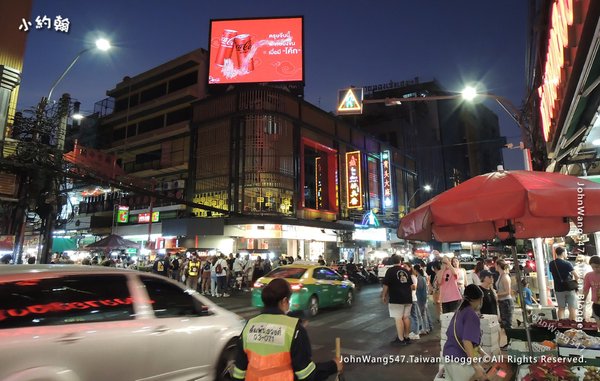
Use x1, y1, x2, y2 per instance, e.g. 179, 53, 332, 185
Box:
0, 265, 244, 381
377, 257, 394, 280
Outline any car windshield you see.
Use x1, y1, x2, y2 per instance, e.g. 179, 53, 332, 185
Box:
267, 267, 306, 279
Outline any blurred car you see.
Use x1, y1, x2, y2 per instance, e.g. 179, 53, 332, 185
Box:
0, 265, 243, 381
377, 257, 394, 280
252, 264, 355, 317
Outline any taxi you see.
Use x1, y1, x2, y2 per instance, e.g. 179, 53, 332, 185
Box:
251, 262, 355, 317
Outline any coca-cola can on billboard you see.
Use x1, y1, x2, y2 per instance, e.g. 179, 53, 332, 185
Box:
215, 29, 237, 66
234, 34, 254, 72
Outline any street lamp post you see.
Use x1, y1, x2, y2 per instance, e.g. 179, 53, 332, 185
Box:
405, 184, 431, 213
12, 38, 111, 264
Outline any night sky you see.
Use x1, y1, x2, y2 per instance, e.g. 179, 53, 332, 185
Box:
15, 0, 528, 169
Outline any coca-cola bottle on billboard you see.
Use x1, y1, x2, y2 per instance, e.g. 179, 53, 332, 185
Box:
234, 34, 254, 72
215, 29, 237, 66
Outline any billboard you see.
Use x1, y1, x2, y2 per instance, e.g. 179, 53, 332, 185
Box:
380, 150, 393, 209
116, 206, 129, 223
208, 17, 303, 85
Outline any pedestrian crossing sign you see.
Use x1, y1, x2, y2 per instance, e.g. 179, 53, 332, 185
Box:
337, 88, 363, 115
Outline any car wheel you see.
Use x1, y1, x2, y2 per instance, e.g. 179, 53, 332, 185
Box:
345, 290, 354, 308
216, 338, 238, 381
306, 295, 319, 317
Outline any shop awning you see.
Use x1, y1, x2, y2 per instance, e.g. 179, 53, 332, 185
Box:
52, 237, 78, 253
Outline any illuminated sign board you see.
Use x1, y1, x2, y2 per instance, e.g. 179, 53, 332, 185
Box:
208, 17, 303, 85
346, 151, 362, 209
138, 212, 160, 223
380, 150, 393, 209
315, 157, 324, 209
353, 228, 387, 241
538, 0, 587, 142
337, 88, 363, 115
116, 206, 129, 223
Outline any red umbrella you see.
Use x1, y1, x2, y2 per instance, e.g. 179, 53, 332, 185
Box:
398, 170, 600, 242
398, 169, 600, 357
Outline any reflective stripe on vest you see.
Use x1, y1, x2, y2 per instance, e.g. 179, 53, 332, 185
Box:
188, 261, 200, 276
242, 314, 298, 381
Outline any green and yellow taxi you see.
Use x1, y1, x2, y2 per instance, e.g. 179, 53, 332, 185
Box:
251, 263, 355, 317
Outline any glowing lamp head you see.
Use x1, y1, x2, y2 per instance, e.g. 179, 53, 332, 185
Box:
95, 38, 111, 51
423, 185, 432, 192
461, 86, 478, 101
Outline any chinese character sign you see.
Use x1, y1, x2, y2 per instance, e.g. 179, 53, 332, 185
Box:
346, 151, 363, 209
208, 17, 303, 84
380, 150, 393, 209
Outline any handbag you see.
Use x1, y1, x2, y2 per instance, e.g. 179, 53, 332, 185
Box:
553, 260, 578, 291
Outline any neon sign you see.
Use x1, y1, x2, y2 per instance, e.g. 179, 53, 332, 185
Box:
138, 212, 160, 223
315, 157, 323, 209
116, 205, 129, 223
380, 150, 393, 209
346, 151, 362, 209
538, 0, 575, 141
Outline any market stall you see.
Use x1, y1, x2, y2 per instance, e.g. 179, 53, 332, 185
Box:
398, 169, 600, 379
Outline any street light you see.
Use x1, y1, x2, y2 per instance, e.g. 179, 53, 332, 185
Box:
406, 184, 431, 210
47, 38, 112, 102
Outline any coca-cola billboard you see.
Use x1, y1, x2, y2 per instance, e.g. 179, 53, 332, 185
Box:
208, 17, 303, 85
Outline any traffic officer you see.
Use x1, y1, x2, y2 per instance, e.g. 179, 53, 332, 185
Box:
186, 253, 201, 291
232, 278, 341, 381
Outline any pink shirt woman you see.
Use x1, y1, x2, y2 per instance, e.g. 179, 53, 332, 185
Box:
436, 257, 462, 313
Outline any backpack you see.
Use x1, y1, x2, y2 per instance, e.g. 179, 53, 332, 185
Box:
215, 261, 223, 274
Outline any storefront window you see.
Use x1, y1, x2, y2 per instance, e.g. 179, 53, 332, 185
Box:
301, 138, 338, 212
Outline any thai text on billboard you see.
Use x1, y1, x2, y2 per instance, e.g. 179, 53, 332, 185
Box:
346, 151, 362, 209
208, 17, 303, 85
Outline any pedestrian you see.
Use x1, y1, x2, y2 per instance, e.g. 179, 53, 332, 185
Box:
487, 257, 500, 288
415, 264, 433, 334
406, 263, 423, 340
231, 278, 341, 381
215, 254, 230, 297
152, 255, 169, 277
426, 250, 442, 287
549, 246, 579, 319
496, 259, 514, 349
583, 255, 600, 331
252, 256, 265, 284
436, 256, 462, 313
318, 255, 325, 266
470, 260, 485, 286
442, 284, 487, 381
185, 253, 201, 291
451, 257, 467, 295
478, 270, 499, 316
381, 254, 414, 345
170, 254, 181, 282
210, 256, 219, 297
576, 255, 594, 321
200, 256, 212, 294
522, 279, 538, 306
233, 253, 245, 290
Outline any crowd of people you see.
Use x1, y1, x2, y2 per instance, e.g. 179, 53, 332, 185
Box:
150, 251, 305, 297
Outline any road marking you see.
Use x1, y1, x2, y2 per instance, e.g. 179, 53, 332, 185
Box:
308, 311, 349, 327
364, 319, 395, 333
312, 344, 324, 351
331, 313, 378, 329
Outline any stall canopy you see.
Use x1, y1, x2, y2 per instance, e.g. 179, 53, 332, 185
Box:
52, 237, 77, 253
85, 234, 140, 250
398, 169, 600, 242
397, 169, 600, 356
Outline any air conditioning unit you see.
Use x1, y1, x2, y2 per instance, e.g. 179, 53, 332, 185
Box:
162, 182, 174, 191
172, 180, 185, 189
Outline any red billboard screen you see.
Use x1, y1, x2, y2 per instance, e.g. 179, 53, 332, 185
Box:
208, 17, 303, 85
